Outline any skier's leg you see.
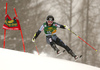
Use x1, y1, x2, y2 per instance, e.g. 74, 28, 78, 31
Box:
53, 36, 76, 57
46, 36, 60, 54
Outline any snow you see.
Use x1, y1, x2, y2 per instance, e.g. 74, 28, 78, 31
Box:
0, 48, 100, 70
33, 51, 48, 56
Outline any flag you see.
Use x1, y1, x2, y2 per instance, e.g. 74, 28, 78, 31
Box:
3, 14, 21, 30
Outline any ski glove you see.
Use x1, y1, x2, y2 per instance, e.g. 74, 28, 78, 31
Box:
32, 38, 35, 42
32, 33, 37, 42
64, 25, 69, 29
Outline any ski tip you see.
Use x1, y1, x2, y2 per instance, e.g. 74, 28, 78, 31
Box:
80, 55, 82, 58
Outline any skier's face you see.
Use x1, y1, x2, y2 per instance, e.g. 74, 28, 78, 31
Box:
47, 21, 53, 26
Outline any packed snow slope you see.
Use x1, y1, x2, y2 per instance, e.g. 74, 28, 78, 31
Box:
0, 48, 100, 70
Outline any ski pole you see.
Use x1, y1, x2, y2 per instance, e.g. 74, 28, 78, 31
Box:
5, 3, 7, 15
14, 8, 18, 17
3, 3, 7, 48
34, 42, 39, 55
66, 26, 97, 51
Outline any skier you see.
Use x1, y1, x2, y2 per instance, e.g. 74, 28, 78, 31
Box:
32, 15, 78, 59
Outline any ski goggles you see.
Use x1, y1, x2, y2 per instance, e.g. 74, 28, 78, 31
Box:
47, 21, 53, 24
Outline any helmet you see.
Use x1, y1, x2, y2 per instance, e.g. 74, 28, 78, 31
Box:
47, 15, 54, 21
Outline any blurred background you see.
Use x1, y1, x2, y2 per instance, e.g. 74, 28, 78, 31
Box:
0, 0, 100, 68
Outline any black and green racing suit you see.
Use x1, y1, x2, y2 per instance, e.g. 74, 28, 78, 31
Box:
33, 22, 76, 57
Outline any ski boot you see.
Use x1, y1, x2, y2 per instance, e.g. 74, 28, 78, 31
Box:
51, 44, 61, 54
74, 55, 78, 60
68, 50, 78, 60
56, 49, 61, 54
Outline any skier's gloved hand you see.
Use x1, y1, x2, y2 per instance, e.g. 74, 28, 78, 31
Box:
32, 38, 35, 42
32, 33, 37, 42
64, 25, 69, 29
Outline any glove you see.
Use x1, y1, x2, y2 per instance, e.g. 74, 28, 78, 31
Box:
64, 25, 69, 29
32, 33, 36, 42
32, 38, 35, 42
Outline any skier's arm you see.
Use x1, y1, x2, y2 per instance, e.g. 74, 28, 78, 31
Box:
33, 30, 41, 39
32, 30, 41, 42
32, 25, 44, 42
56, 23, 69, 29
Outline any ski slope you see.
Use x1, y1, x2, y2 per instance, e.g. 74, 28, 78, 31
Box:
0, 48, 100, 70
